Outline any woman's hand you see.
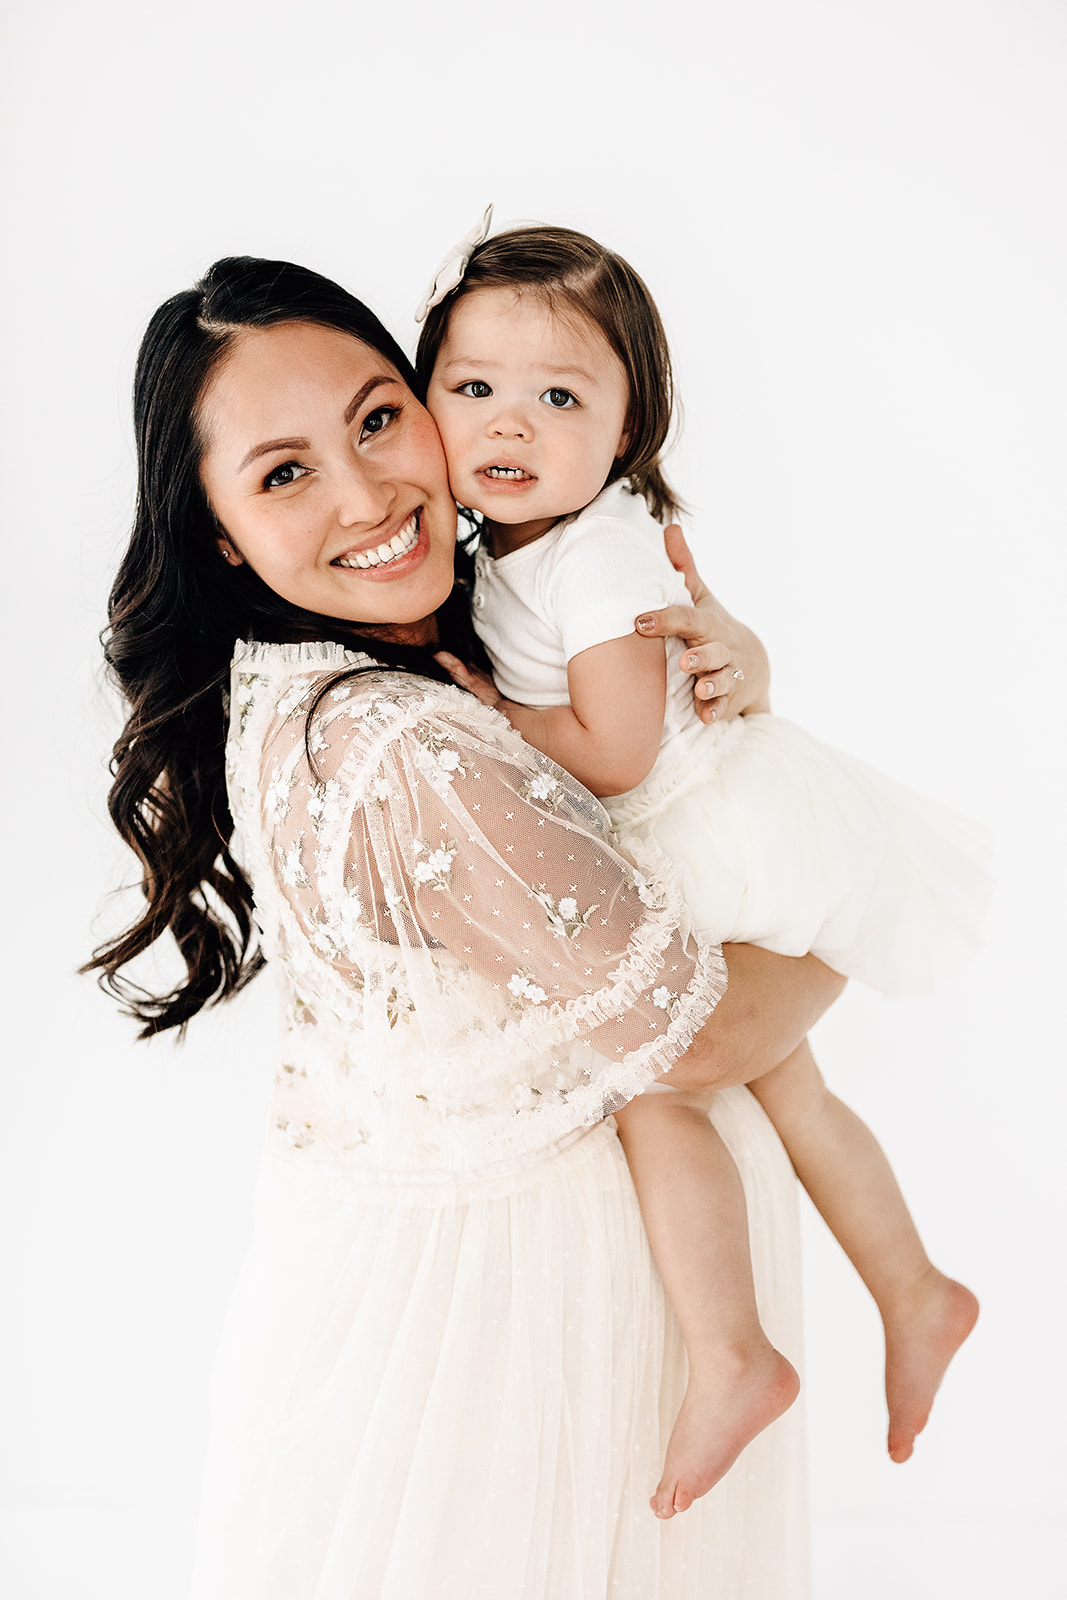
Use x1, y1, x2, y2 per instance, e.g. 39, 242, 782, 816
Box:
635, 526, 771, 722
435, 651, 503, 709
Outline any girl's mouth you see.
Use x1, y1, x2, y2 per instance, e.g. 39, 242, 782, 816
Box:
332, 511, 421, 570
478, 465, 536, 489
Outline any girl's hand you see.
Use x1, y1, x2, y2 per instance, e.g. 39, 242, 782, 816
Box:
635, 525, 772, 723
435, 652, 503, 710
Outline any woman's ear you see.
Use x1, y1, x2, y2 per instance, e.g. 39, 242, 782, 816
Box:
217, 537, 244, 567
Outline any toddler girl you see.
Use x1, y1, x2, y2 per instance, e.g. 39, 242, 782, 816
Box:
415, 219, 987, 1520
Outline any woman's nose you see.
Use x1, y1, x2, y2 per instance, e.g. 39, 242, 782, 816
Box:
335, 461, 395, 528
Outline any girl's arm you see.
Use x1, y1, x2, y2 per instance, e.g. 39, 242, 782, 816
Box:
437, 632, 667, 798
439, 527, 770, 782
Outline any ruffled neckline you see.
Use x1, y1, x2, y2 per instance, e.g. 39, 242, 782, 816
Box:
232, 638, 375, 672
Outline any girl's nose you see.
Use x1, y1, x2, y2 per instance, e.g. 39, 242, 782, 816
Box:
488, 404, 533, 442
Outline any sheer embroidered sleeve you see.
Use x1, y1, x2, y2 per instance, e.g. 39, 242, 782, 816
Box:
252, 666, 727, 1159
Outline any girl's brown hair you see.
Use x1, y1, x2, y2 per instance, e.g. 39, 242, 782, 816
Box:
415, 226, 682, 522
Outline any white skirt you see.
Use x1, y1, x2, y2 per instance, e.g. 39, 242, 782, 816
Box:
612, 715, 991, 995
188, 1089, 808, 1599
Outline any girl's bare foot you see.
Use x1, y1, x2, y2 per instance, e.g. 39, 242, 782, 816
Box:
884, 1271, 979, 1463
650, 1343, 800, 1518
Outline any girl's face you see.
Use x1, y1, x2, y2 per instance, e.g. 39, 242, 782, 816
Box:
199, 322, 458, 645
425, 287, 631, 553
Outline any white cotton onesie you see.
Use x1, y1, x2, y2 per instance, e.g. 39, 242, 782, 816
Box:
473, 480, 990, 995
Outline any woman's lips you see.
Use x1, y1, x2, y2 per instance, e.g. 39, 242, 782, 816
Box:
332, 510, 421, 570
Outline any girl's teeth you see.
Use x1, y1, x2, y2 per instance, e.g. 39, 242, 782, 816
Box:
487, 467, 525, 479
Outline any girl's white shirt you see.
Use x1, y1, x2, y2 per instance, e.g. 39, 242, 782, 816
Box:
471, 481, 992, 993
473, 480, 723, 806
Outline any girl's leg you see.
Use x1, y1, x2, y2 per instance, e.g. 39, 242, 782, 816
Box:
613, 1092, 799, 1518
749, 1039, 979, 1462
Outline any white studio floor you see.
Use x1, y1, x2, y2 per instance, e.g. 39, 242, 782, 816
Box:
2, 1509, 1064, 1599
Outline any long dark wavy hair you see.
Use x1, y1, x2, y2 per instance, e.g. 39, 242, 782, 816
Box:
84, 256, 487, 1039
415, 225, 683, 522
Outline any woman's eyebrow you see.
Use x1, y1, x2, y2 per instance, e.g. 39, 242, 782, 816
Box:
239, 436, 310, 472
237, 376, 400, 471
343, 374, 399, 425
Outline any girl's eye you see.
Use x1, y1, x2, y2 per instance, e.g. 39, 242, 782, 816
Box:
263, 461, 310, 490
540, 387, 577, 410
457, 381, 493, 399
360, 405, 400, 439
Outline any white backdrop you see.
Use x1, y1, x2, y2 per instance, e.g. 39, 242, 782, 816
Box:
2, 1, 1064, 1595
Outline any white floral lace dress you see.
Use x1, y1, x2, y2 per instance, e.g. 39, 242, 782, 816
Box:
187, 641, 808, 1600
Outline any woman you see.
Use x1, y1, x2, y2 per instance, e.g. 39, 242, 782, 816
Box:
86, 256, 843, 1598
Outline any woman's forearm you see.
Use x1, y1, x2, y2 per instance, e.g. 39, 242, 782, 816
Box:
665, 945, 846, 1092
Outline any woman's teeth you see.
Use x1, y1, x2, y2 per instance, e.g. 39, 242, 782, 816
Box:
485, 466, 530, 479
334, 514, 419, 569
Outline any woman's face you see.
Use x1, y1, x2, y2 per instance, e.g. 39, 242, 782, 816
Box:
199, 321, 458, 645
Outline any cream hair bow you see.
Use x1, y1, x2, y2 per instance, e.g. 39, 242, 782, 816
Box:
414, 203, 495, 323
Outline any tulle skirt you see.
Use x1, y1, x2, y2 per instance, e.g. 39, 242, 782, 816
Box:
612, 715, 991, 994
188, 1090, 808, 1599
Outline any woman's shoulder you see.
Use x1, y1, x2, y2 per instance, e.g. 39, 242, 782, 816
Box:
232, 639, 446, 715
230, 639, 530, 773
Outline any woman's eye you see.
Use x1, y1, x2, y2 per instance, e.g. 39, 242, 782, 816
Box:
360, 405, 400, 439
457, 381, 493, 399
540, 387, 577, 410
263, 461, 309, 489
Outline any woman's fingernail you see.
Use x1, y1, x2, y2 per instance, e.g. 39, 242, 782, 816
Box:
683, 653, 699, 669
636, 615, 655, 631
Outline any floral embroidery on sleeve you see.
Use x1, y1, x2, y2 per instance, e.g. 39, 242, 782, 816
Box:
521, 771, 563, 809
265, 766, 294, 826
630, 869, 669, 911
306, 778, 344, 832
531, 889, 600, 940
235, 672, 259, 732
507, 968, 548, 1005
413, 840, 458, 890
414, 725, 467, 780
279, 835, 310, 889
276, 682, 314, 720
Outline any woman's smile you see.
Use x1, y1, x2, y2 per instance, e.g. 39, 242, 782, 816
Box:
199, 321, 458, 641
331, 507, 423, 570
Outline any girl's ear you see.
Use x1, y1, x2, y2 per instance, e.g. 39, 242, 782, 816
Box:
614, 412, 632, 461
